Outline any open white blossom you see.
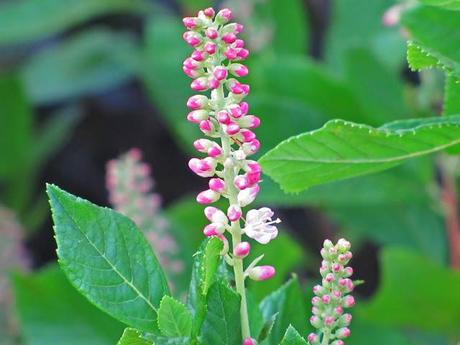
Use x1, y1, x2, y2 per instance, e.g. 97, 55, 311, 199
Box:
243, 207, 280, 244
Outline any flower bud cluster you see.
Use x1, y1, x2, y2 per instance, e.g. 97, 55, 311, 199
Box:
308, 239, 354, 345
183, 6, 280, 283
106, 149, 184, 276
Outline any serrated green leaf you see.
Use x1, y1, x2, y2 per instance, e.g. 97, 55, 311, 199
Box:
0, 0, 147, 46
358, 248, 460, 335
418, 0, 460, 10
158, 296, 192, 337
117, 328, 152, 345
279, 325, 307, 345
46, 184, 170, 332
187, 237, 223, 335
406, 42, 439, 70
259, 277, 307, 345
200, 282, 242, 345
13, 265, 125, 345
259, 116, 460, 192
22, 29, 140, 104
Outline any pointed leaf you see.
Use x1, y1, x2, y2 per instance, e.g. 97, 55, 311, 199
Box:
259, 116, 460, 192
279, 325, 308, 345
158, 296, 192, 337
46, 184, 169, 332
200, 282, 242, 345
117, 328, 152, 345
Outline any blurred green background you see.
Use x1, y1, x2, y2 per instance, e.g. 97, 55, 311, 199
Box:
1, 0, 460, 344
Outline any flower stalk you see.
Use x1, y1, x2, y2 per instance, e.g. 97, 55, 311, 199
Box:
182, 7, 280, 343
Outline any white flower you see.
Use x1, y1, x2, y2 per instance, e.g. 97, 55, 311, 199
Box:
243, 207, 280, 244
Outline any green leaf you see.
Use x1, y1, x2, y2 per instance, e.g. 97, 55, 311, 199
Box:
418, 0, 460, 10
358, 248, 460, 335
187, 237, 223, 335
22, 29, 140, 104
117, 328, 152, 345
46, 184, 170, 332
259, 277, 307, 345
259, 115, 460, 192
12, 265, 125, 345
279, 325, 307, 345
0, 0, 147, 46
200, 282, 242, 345
158, 296, 193, 337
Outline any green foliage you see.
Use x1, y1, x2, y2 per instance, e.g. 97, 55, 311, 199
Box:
358, 248, 460, 335
200, 282, 242, 345
279, 325, 307, 345
260, 116, 460, 192
22, 29, 141, 104
117, 328, 151, 345
13, 265, 125, 345
0, 0, 147, 46
158, 296, 193, 337
259, 277, 307, 345
418, 0, 460, 10
46, 184, 170, 332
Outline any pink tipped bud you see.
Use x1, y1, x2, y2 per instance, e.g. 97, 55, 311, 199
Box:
344, 267, 353, 277
322, 294, 331, 304
234, 175, 249, 190
199, 120, 214, 134
243, 338, 257, 345
335, 306, 344, 316
213, 67, 228, 81
206, 27, 219, 39
227, 205, 242, 221
222, 32, 237, 44
245, 161, 261, 174
343, 295, 355, 308
208, 77, 220, 89
324, 316, 335, 326
203, 223, 225, 236
230, 63, 249, 77
228, 104, 244, 118
313, 285, 324, 295
234, 242, 250, 258
242, 139, 260, 155
193, 138, 212, 152
234, 39, 245, 48
224, 48, 238, 60
217, 110, 231, 124
240, 101, 249, 115
339, 313, 352, 327
197, 189, 220, 204
183, 17, 198, 29
191, 77, 209, 91
203, 7, 215, 17
183, 31, 202, 46
382, 5, 403, 27
308, 333, 319, 343
332, 263, 341, 272
237, 184, 259, 207
209, 178, 226, 192
237, 48, 250, 60
240, 129, 256, 142
225, 122, 240, 135
246, 171, 261, 185
183, 57, 200, 69
238, 115, 260, 129
187, 110, 209, 123
191, 50, 206, 61
248, 265, 275, 281
187, 95, 208, 109
216, 8, 232, 24
204, 42, 217, 54
183, 66, 200, 78
207, 145, 222, 157
335, 327, 351, 339
310, 315, 322, 328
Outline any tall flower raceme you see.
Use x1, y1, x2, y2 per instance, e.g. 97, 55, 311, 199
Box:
308, 239, 355, 345
106, 149, 184, 281
182, 7, 281, 343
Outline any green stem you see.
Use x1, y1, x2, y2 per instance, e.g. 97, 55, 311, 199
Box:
321, 330, 331, 345
215, 85, 251, 340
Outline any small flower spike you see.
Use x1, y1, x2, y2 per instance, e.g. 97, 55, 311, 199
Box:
182, 7, 281, 341
308, 239, 354, 345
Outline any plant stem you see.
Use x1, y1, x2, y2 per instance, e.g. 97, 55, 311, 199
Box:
321, 329, 331, 345
215, 85, 251, 339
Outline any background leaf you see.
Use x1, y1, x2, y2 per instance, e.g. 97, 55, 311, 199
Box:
117, 328, 152, 345
158, 296, 192, 337
47, 184, 169, 332
279, 325, 307, 345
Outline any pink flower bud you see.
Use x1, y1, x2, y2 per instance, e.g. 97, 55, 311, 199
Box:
228, 104, 244, 118
325, 316, 335, 326
191, 50, 206, 61
310, 315, 322, 328
209, 178, 226, 192
222, 32, 237, 44
248, 265, 275, 281
234, 175, 249, 190
183, 66, 200, 78
234, 242, 250, 258
183, 57, 200, 69
216, 8, 232, 24
238, 115, 260, 128
237, 48, 249, 60
312, 296, 321, 306
213, 67, 228, 81
183, 31, 202, 46
217, 110, 231, 124
322, 294, 331, 304
204, 42, 217, 54
237, 184, 259, 207
230, 63, 249, 77
193, 138, 212, 152
243, 338, 257, 345
335, 327, 351, 339
182, 17, 198, 29
343, 295, 355, 308
203, 223, 225, 236
242, 139, 260, 155
197, 189, 220, 204
240, 129, 256, 142
224, 47, 238, 60
240, 101, 249, 115
191, 77, 209, 91
227, 205, 242, 221
187, 95, 208, 109
206, 27, 219, 39
225, 122, 240, 135
208, 77, 220, 89
335, 306, 344, 315
235, 23, 244, 34
199, 120, 214, 134
207, 144, 222, 157
187, 110, 209, 123
203, 7, 215, 17
307, 333, 319, 343
344, 267, 353, 277
246, 171, 261, 185
234, 39, 245, 48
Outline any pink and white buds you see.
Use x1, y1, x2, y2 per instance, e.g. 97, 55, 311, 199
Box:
191, 77, 209, 91
215, 8, 232, 24
307, 333, 319, 344
205, 27, 219, 39
183, 17, 198, 30
209, 178, 226, 192
309, 239, 355, 344
213, 67, 228, 81
183, 31, 202, 46
237, 185, 260, 207
230, 63, 249, 77
204, 42, 217, 54
196, 189, 220, 204
248, 265, 275, 281
243, 338, 257, 345
203, 7, 215, 17
187, 110, 209, 123
187, 95, 208, 109
233, 242, 250, 258
227, 205, 242, 221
